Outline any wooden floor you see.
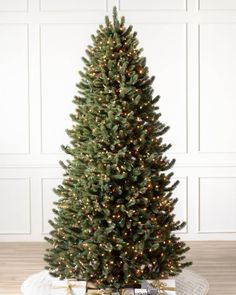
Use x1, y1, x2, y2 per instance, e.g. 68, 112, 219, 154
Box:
0, 242, 235, 295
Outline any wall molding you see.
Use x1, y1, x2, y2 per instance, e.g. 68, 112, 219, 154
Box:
198, 23, 236, 154
39, 0, 108, 13
0, 177, 31, 235
0, 24, 30, 155
198, 0, 236, 11
0, 0, 28, 12
198, 177, 236, 233
118, 0, 188, 12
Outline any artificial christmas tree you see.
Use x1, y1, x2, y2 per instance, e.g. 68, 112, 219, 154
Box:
44, 7, 192, 289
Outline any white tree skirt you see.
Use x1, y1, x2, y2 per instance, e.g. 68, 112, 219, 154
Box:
21, 269, 209, 295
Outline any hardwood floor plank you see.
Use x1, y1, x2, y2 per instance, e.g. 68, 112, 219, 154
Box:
185, 241, 236, 295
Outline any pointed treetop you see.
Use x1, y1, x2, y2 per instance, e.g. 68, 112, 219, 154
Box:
111, 6, 121, 30
113, 6, 118, 21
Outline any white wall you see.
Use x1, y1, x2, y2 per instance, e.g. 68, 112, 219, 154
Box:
0, 0, 236, 241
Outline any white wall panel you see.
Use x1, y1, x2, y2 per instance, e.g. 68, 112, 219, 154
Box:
135, 24, 187, 153
0, 25, 29, 154
0, 0, 27, 11
120, 0, 186, 11
199, 24, 236, 153
40, 0, 107, 12
40, 24, 97, 154
0, 178, 30, 234
41, 178, 60, 234
1, 1, 236, 241
199, 177, 236, 232
199, 0, 236, 10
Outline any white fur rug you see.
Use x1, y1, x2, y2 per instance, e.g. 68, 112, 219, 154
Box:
21, 269, 209, 295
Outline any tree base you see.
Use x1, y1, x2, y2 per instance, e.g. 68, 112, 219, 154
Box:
21, 269, 208, 295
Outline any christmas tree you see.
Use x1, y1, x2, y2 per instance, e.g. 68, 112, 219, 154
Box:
44, 7, 192, 289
